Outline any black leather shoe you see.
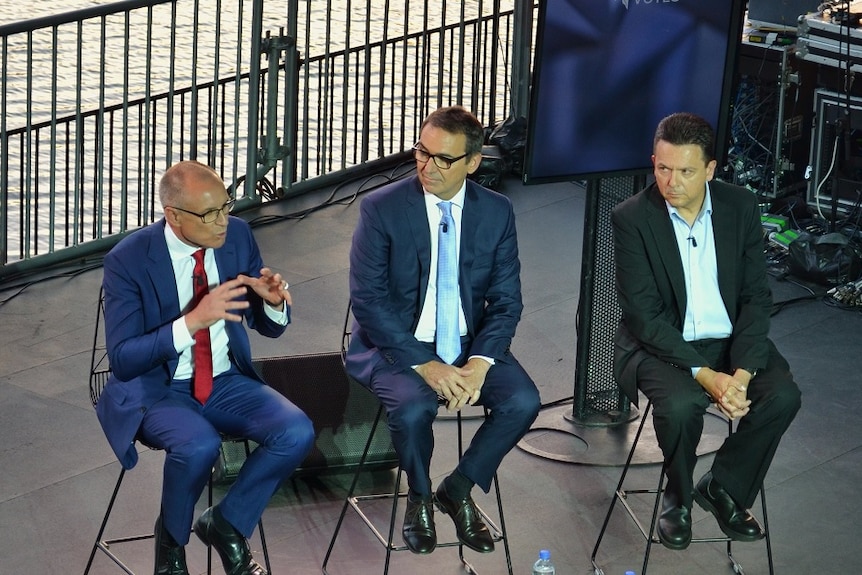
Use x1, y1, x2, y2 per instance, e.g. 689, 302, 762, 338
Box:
657, 496, 692, 550
154, 515, 189, 575
434, 484, 495, 553
694, 471, 765, 542
193, 507, 267, 575
402, 497, 437, 554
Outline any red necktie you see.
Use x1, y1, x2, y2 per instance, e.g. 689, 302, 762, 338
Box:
191, 249, 213, 404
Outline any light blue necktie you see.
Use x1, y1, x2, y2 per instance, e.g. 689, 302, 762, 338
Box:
436, 201, 460, 364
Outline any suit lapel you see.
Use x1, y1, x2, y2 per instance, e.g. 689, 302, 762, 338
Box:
709, 183, 736, 310
459, 183, 479, 324
644, 187, 687, 317
405, 178, 432, 310
144, 221, 181, 318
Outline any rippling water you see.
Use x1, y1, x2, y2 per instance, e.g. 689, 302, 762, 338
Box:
1, 0, 506, 263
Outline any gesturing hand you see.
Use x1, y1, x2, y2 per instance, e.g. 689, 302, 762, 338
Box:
185, 277, 251, 334
238, 267, 292, 309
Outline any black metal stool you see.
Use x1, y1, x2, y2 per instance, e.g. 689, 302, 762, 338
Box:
320, 399, 512, 575
82, 288, 271, 575
590, 400, 773, 575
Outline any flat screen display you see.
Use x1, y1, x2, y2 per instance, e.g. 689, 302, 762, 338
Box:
524, 0, 745, 184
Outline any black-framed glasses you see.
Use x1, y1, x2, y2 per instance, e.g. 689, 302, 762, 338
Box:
412, 144, 469, 170
169, 199, 235, 223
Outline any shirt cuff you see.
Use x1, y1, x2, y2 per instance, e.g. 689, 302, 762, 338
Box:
173, 317, 194, 354
264, 301, 290, 326
469, 354, 495, 366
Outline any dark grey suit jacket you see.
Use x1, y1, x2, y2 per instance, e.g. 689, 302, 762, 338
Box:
611, 180, 773, 404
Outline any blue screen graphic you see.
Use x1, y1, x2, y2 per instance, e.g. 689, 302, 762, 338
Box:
524, 0, 743, 183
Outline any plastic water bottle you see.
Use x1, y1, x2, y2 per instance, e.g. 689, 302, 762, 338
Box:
531, 549, 555, 574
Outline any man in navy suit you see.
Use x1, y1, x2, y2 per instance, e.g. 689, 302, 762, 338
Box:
97, 160, 314, 575
612, 112, 801, 551
345, 106, 540, 555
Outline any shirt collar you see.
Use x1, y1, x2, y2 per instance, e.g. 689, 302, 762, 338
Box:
422, 181, 466, 210
666, 182, 713, 223
164, 221, 201, 261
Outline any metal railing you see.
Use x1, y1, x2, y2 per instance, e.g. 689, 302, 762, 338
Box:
0, 0, 529, 279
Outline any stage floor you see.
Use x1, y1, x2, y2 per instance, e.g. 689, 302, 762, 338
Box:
1, 172, 858, 575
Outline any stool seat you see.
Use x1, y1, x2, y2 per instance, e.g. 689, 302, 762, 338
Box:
590, 399, 774, 575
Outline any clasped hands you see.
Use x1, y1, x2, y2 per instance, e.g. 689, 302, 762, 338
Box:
700, 367, 753, 420
416, 357, 491, 411
185, 267, 290, 334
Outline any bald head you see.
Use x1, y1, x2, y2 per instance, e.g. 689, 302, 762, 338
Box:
159, 161, 224, 210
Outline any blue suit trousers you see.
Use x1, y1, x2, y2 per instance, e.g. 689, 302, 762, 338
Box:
138, 366, 314, 544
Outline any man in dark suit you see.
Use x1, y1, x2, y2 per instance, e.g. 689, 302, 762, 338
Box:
97, 160, 314, 575
345, 106, 540, 555
612, 112, 801, 550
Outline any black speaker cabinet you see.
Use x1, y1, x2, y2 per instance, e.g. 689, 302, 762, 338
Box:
213, 352, 398, 483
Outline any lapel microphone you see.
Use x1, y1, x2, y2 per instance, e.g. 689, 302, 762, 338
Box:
441, 222, 448, 233
194, 273, 205, 287
688, 236, 697, 248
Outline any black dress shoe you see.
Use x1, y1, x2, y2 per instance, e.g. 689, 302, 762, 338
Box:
402, 497, 437, 554
694, 471, 765, 542
193, 507, 267, 575
434, 484, 495, 553
154, 515, 189, 575
657, 496, 692, 550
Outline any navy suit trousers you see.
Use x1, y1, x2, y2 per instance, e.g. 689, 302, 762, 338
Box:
362, 347, 540, 497
138, 366, 314, 544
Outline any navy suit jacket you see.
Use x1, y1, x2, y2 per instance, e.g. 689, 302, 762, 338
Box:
345, 176, 523, 381
96, 216, 287, 469
611, 180, 774, 405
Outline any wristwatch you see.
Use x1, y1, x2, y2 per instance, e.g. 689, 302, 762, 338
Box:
742, 368, 758, 379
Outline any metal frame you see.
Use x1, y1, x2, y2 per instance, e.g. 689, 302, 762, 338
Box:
590, 401, 774, 575
320, 403, 512, 575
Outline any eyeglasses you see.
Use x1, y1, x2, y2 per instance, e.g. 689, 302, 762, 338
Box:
412, 144, 469, 170
170, 199, 235, 224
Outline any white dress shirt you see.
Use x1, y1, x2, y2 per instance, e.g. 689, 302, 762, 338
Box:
164, 224, 286, 380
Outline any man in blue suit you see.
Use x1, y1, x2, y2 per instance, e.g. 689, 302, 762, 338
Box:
97, 160, 314, 575
345, 106, 540, 556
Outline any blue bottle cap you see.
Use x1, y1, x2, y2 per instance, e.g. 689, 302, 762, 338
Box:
539, 549, 551, 560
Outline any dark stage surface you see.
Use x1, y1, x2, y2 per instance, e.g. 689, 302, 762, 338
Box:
1, 172, 858, 575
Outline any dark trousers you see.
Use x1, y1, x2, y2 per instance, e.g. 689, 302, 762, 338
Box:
360, 347, 540, 497
138, 366, 315, 544
637, 339, 801, 509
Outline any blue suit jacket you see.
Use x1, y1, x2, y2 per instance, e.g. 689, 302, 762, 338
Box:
345, 175, 523, 381
96, 217, 287, 469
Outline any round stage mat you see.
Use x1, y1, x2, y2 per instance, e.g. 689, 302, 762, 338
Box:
517, 403, 728, 466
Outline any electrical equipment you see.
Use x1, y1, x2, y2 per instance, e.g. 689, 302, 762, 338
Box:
807, 89, 862, 213
748, 0, 823, 30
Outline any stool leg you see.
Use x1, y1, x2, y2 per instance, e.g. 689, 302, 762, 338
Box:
642, 464, 667, 575
591, 402, 653, 572
242, 439, 272, 575
83, 468, 130, 575
491, 472, 514, 575
383, 467, 404, 575
761, 488, 774, 575
321, 404, 386, 574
